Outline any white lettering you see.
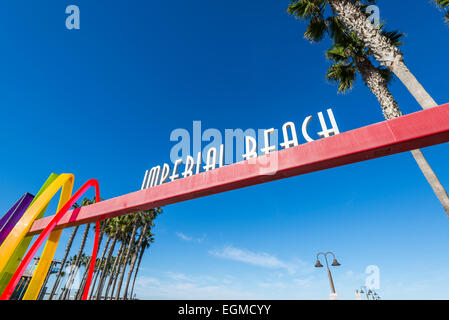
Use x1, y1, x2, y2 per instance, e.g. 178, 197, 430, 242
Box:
182, 156, 195, 178
280, 121, 299, 149
170, 159, 183, 181
261, 128, 276, 155
203, 147, 218, 172
243, 136, 258, 160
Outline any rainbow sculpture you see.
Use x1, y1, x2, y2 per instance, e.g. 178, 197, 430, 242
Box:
0, 173, 102, 300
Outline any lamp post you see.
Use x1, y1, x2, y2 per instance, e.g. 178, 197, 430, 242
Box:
315, 251, 341, 300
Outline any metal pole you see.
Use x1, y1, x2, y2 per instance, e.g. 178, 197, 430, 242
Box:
317, 252, 339, 299
327, 267, 336, 294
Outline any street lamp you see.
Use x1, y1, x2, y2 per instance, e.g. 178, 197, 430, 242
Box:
371, 290, 381, 300
359, 286, 381, 300
315, 251, 341, 300
359, 286, 369, 300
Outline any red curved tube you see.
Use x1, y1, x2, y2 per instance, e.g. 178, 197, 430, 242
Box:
0, 179, 102, 300
82, 219, 100, 300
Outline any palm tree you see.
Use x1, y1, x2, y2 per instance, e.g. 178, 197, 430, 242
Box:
94, 216, 124, 299
104, 215, 134, 300
325, 26, 449, 213
124, 208, 160, 300
114, 213, 140, 300
122, 212, 150, 300
322, 0, 438, 110
48, 225, 79, 300
287, 0, 449, 217
432, 0, 449, 23
59, 254, 85, 299
75, 254, 92, 300
105, 239, 128, 299
324, 18, 403, 119
88, 229, 112, 299
59, 223, 90, 299
108, 210, 158, 300
129, 237, 153, 299
74, 220, 106, 299
94, 224, 117, 299
59, 198, 97, 299
49, 207, 162, 300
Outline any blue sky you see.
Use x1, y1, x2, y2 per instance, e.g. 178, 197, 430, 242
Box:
1, 0, 449, 300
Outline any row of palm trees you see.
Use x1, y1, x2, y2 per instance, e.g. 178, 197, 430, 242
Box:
44, 198, 162, 300
287, 0, 449, 217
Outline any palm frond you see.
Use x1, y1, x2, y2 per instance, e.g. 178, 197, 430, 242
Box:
380, 29, 404, 47
304, 17, 327, 42
434, 0, 449, 9
326, 62, 357, 93
326, 45, 349, 62
287, 0, 326, 19
328, 16, 349, 44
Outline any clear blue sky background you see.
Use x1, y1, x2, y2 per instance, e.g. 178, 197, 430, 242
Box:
0, 0, 449, 300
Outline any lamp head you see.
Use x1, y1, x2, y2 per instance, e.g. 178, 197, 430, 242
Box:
331, 258, 341, 266
314, 259, 323, 268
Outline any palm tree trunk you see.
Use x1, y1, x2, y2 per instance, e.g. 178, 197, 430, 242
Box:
75, 256, 91, 300
49, 225, 79, 300
390, 61, 438, 109
115, 218, 139, 300
123, 249, 139, 300
410, 149, 449, 215
61, 223, 90, 300
80, 228, 104, 299
104, 241, 125, 300
59, 261, 76, 300
37, 261, 54, 300
110, 250, 126, 300
328, 0, 438, 110
130, 242, 146, 300
111, 246, 127, 300
95, 231, 118, 300
124, 222, 149, 299
355, 56, 402, 120
89, 235, 111, 300
356, 56, 449, 217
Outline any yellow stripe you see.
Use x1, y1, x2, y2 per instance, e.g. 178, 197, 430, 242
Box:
22, 176, 74, 300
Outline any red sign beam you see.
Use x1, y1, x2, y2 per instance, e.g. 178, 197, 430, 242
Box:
28, 103, 449, 235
